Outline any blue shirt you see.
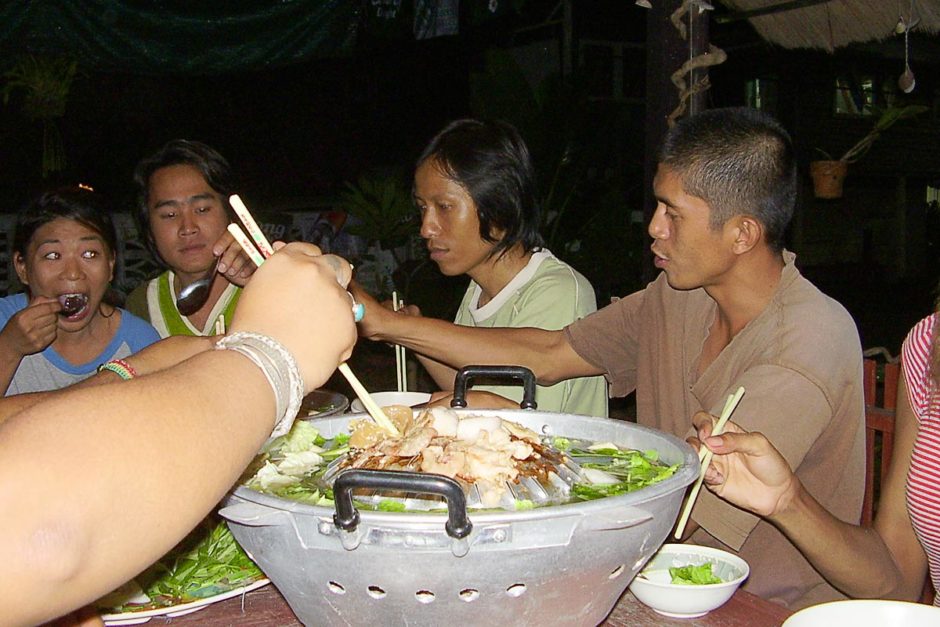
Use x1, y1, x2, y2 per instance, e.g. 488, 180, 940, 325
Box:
0, 293, 160, 395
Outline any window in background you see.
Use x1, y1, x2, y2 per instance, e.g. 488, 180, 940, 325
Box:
745, 78, 778, 114
834, 75, 876, 116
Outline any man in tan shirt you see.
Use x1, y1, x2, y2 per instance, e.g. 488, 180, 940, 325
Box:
356, 107, 865, 609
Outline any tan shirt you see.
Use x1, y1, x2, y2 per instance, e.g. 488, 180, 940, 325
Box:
565, 252, 865, 609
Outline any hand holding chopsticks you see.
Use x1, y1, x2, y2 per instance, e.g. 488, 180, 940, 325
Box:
225, 194, 399, 437
673, 386, 746, 539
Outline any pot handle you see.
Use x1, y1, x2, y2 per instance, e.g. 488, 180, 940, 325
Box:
450, 365, 537, 409
218, 501, 288, 527
332, 469, 473, 544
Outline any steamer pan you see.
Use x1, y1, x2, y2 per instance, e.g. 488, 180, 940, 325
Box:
221, 409, 698, 626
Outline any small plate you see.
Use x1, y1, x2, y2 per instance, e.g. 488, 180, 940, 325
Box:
100, 578, 270, 625
782, 599, 940, 626
298, 388, 349, 419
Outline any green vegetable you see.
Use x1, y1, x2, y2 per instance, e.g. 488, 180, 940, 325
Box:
669, 563, 723, 585
378, 499, 407, 512
571, 447, 677, 500
281, 420, 321, 453
552, 436, 572, 451
99, 517, 264, 612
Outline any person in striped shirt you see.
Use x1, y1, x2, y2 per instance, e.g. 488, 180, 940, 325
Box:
692, 312, 940, 605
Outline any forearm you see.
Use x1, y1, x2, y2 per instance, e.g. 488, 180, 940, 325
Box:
0, 350, 275, 626
771, 482, 910, 599
373, 314, 586, 385
417, 354, 457, 390
0, 391, 53, 426
0, 337, 215, 427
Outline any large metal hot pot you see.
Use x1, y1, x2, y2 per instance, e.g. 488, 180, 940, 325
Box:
220, 369, 699, 626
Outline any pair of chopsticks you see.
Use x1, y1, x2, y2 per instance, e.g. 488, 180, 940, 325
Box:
673, 386, 746, 539
225, 194, 400, 437
391, 291, 407, 393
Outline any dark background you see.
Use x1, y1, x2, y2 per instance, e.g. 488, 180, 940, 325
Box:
2, 1, 939, 357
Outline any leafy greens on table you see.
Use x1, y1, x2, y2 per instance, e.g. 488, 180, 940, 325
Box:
97, 516, 263, 613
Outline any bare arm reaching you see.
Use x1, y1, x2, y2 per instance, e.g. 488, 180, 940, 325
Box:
0, 243, 356, 626
0, 335, 217, 427
693, 372, 927, 600
351, 280, 600, 386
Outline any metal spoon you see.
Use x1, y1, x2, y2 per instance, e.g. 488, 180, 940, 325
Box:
176, 258, 220, 316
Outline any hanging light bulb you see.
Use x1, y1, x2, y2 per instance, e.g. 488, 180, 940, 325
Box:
635, 0, 652, 8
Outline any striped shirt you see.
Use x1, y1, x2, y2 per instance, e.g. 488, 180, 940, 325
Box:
901, 313, 940, 605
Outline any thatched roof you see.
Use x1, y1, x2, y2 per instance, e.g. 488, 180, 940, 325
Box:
719, 1, 940, 52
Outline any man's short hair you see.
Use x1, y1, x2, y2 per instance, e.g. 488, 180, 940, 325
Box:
416, 119, 544, 258
132, 139, 235, 267
659, 107, 797, 251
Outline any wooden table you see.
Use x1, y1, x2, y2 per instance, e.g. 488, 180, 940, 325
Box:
161, 582, 792, 626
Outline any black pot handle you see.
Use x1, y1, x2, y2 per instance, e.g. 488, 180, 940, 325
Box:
332, 469, 472, 540
450, 365, 538, 410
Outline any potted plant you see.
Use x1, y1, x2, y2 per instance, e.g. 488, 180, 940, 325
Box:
810, 104, 928, 199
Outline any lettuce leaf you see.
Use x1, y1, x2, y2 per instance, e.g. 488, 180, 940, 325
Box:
669, 563, 723, 585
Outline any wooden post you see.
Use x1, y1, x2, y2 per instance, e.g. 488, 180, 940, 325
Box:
642, 0, 711, 281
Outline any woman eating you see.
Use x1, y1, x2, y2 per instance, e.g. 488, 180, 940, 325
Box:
354, 119, 608, 416
0, 187, 159, 395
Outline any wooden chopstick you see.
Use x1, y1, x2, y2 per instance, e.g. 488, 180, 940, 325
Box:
392, 291, 406, 393
230, 194, 275, 258
338, 363, 400, 436
226, 214, 399, 437
227, 223, 266, 267
673, 386, 746, 539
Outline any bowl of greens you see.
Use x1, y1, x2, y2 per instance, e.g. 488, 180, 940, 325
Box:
628, 543, 749, 618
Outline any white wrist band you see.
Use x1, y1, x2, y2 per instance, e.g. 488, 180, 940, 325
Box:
215, 332, 305, 440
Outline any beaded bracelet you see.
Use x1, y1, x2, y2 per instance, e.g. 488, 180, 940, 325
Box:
97, 358, 138, 380
215, 331, 304, 440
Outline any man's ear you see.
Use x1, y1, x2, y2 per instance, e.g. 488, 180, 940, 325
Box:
730, 216, 763, 255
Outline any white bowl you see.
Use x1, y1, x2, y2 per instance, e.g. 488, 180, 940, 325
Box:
782, 599, 940, 626
628, 543, 749, 618
350, 391, 432, 413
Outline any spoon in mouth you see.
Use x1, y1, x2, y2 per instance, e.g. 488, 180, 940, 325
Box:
59, 293, 88, 316
176, 258, 221, 316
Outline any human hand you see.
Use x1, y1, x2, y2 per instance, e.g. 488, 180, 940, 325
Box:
0, 296, 61, 357
229, 242, 356, 392
212, 228, 257, 287
691, 411, 799, 519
